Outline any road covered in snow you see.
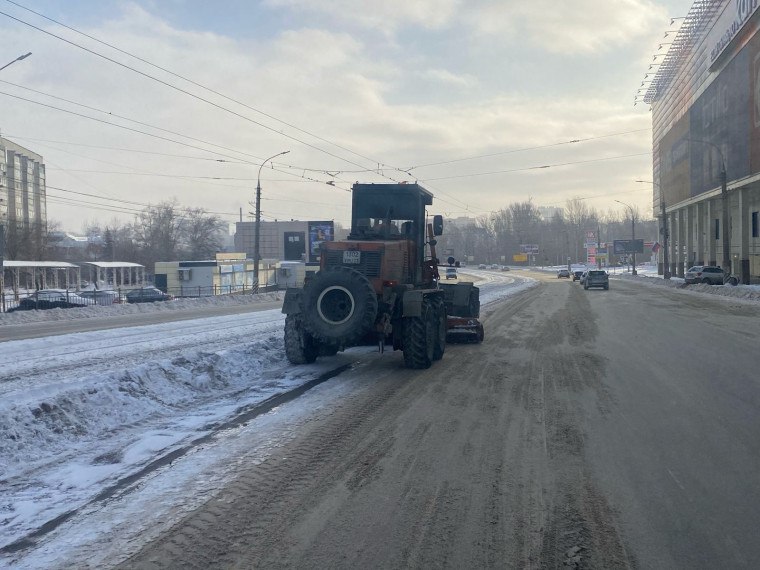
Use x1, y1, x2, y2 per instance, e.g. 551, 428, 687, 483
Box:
0, 270, 535, 568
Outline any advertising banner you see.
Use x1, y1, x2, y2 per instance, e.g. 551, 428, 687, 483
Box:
308, 221, 334, 263
613, 239, 645, 254
519, 244, 539, 254
513, 253, 528, 262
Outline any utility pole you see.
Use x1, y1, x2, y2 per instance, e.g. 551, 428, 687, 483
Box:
253, 150, 289, 287
660, 198, 670, 279
720, 161, 730, 275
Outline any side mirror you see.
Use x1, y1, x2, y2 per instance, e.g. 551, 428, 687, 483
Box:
433, 215, 443, 236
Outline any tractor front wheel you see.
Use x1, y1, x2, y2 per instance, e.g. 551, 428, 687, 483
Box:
284, 314, 319, 364
402, 299, 435, 369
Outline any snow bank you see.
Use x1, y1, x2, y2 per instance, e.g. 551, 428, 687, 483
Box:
0, 290, 284, 325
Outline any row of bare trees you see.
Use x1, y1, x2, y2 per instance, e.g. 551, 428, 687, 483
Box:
31, 201, 227, 268
440, 197, 659, 266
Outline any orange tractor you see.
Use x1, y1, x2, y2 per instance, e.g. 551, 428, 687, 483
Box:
282, 182, 482, 369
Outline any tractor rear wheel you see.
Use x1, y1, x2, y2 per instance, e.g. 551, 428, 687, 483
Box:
301, 267, 378, 346
284, 314, 318, 364
402, 299, 435, 369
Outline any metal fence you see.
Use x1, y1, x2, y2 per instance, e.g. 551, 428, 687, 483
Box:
1, 282, 277, 313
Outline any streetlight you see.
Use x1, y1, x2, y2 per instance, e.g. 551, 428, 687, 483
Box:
253, 150, 289, 286
0, 52, 32, 72
615, 199, 638, 275
636, 179, 670, 279
0, 52, 32, 313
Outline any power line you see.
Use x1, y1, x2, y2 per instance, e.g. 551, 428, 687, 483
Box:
407, 128, 652, 170
0, 7, 397, 178
420, 152, 652, 182
3, 133, 248, 163
3, 0, 390, 170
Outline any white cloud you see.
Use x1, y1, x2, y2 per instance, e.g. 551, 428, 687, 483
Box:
423, 68, 478, 88
464, 0, 668, 54
264, 0, 461, 34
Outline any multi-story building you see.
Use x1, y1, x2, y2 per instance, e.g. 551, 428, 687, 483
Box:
0, 137, 47, 259
644, 0, 760, 282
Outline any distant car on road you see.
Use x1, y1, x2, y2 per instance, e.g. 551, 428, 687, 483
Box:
79, 289, 122, 305
445, 267, 458, 280
490, 264, 500, 270
125, 287, 173, 303
557, 269, 571, 278
572, 270, 584, 282
9, 289, 89, 312
478, 264, 487, 269
500, 266, 511, 271
685, 265, 725, 285
583, 270, 609, 290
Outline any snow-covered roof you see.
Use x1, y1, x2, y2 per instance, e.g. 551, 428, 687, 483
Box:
2, 261, 79, 269
83, 261, 144, 268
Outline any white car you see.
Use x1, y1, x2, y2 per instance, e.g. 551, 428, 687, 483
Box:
78, 289, 122, 305
445, 267, 458, 280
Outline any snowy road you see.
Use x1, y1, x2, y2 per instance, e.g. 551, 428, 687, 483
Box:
0, 271, 535, 567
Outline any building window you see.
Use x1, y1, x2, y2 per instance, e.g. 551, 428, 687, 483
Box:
753, 211, 759, 238
715, 218, 720, 240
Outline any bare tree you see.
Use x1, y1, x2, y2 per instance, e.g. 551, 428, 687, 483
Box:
133, 200, 184, 268
181, 207, 225, 260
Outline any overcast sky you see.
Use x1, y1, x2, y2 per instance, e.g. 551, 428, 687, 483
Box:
0, 0, 690, 232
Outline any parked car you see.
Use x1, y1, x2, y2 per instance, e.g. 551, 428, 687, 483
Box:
478, 264, 487, 269
685, 265, 725, 285
9, 289, 89, 312
79, 289, 122, 306
583, 270, 609, 290
572, 270, 584, 282
445, 267, 458, 280
557, 269, 571, 278
490, 264, 500, 270
125, 287, 173, 303
501, 266, 511, 271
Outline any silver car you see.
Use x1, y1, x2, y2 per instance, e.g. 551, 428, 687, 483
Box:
583, 270, 609, 290
685, 266, 724, 285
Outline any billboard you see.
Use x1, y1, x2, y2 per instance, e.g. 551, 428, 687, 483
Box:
519, 244, 539, 254
308, 221, 334, 263
613, 239, 644, 254
513, 253, 528, 262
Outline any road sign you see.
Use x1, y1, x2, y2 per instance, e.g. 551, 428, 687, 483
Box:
519, 244, 539, 254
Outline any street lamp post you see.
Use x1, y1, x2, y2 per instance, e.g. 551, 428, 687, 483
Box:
615, 200, 637, 275
0, 52, 32, 313
253, 150, 289, 287
636, 179, 670, 279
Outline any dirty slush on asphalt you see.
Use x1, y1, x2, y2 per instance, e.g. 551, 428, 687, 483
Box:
118, 281, 631, 569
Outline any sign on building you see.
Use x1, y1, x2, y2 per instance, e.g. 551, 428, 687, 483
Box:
307, 221, 334, 263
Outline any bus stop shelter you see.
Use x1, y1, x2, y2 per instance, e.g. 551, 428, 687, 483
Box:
82, 261, 146, 288
1, 260, 82, 311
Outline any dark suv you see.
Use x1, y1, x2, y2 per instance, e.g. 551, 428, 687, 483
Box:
685, 266, 724, 285
583, 270, 609, 290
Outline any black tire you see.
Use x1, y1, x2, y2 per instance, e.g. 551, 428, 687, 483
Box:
301, 267, 378, 346
476, 322, 485, 343
728, 276, 739, 286
284, 314, 318, 364
402, 300, 435, 369
431, 296, 446, 361
468, 289, 480, 318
